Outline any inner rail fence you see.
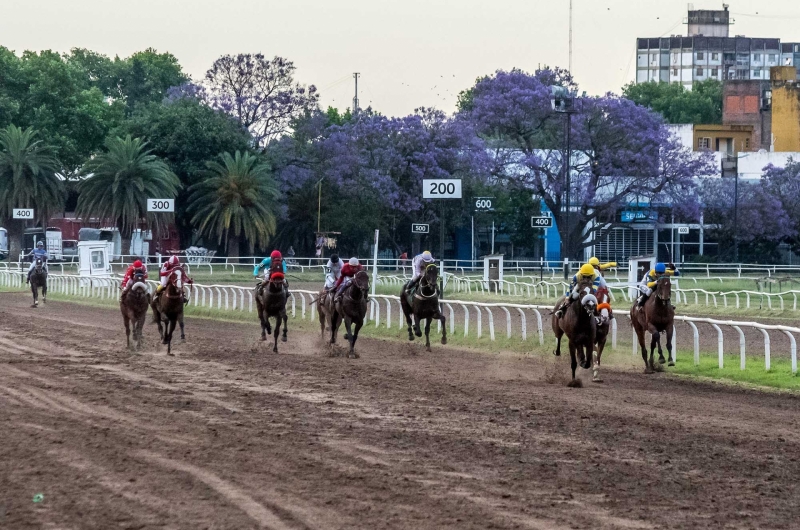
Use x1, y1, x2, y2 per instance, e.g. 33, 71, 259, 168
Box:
1, 271, 796, 375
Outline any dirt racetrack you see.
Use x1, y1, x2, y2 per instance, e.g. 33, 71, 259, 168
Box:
2, 292, 800, 529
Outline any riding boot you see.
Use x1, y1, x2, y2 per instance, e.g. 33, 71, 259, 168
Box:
26, 270, 31, 284
637, 295, 648, 307
554, 297, 572, 318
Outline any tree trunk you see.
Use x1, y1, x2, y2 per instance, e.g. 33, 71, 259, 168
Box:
227, 232, 241, 263
6, 219, 24, 269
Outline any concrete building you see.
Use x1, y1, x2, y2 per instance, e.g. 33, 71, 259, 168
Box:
722, 79, 771, 149
770, 66, 800, 152
636, 4, 800, 88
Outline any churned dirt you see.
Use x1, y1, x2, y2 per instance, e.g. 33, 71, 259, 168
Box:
1, 291, 800, 529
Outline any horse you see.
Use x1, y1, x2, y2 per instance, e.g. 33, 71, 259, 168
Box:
631, 275, 675, 373
551, 277, 598, 386
120, 271, 150, 350
592, 304, 612, 383
400, 264, 447, 352
29, 258, 47, 308
256, 274, 288, 353
331, 270, 370, 358
150, 269, 185, 356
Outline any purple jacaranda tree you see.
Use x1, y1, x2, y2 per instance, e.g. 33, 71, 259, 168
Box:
269, 108, 490, 253
204, 54, 319, 147
460, 68, 716, 260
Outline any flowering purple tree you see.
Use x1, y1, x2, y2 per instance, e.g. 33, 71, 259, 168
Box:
460, 68, 716, 260
204, 54, 319, 147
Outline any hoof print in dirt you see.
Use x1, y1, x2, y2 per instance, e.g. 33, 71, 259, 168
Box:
567, 379, 584, 388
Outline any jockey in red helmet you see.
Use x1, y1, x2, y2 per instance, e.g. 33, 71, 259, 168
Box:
156, 255, 192, 303
120, 259, 148, 299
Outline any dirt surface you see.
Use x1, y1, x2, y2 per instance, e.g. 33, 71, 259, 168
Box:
2, 292, 800, 529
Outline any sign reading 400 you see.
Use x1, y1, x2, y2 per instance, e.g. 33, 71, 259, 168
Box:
423, 179, 462, 199
147, 199, 175, 212
12, 208, 34, 219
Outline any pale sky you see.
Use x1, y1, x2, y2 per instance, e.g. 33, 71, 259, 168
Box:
2, 0, 800, 117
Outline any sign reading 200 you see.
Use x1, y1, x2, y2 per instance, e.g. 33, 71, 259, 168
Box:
422, 179, 462, 199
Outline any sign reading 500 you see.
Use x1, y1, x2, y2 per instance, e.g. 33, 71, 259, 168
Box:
147, 199, 175, 212
423, 179, 462, 199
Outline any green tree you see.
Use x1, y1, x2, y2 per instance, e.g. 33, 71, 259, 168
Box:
117, 48, 188, 111
76, 136, 180, 237
0, 125, 64, 259
622, 79, 722, 124
187, 151, 280, 257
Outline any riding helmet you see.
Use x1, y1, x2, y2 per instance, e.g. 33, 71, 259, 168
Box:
349, 257, 359, 266
588, 257, 600, 267
422, 250, 433, 262
655, 262, 666, 274
271, 250, 282, 259
579, 264, 595, 276
330, 254, 339, 263
36, 241, 44, 248
133, 260, 143, 268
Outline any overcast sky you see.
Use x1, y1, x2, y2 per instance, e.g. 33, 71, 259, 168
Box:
3, 0, 800, 117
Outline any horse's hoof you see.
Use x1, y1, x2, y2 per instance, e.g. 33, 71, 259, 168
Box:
343, 333, 350, 340
408, 335, 414, 341
414, 330, 422, 337
281, 336, 287, 343
272, 348, 278, 354
658, 356, 666, 365
426, 346, 432, 353
167, 352, 175, 357
581, 362, 592, 370
553, 350, 560, 357
441, 337, 447, 345
668, 360, 675, 367
644, 367, 654, 374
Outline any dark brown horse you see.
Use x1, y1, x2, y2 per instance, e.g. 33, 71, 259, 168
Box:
331, 270, 369, 358
551, 277, 597, 385
256, 276, 288, 353
120, 271, 150, 350
150, 270, 185, 356
400, 264, 446, 352
631, 276, 675, 373
29, 258, 47, 308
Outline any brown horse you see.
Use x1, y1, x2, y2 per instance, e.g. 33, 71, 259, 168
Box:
150, 270, 185, 356
120, 271, 150, 350
256, 276, 288, 353
317, 287, 334, 341
400, 264, 447, 352
331, 270, 369, 358
631, 276, 675, 373
551, 277, 598, 385
29, 258, 47, 308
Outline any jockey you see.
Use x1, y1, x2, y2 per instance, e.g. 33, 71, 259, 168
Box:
120, 260, 148, 297
253, 250, 288, 280
324, 254, 342, 291
555, 263, 600, 318
406, 250, 435, 292
637, 262, 680, 307
589, 256, 617, 307
333, 257, 363, 302
25, 241, 49, 284
156, 255, 192, 303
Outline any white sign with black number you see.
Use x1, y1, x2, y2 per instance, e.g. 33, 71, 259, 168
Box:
531, 216, 553, 228
411, 223, 430, 234
12, 208, 34, 219
474, 197, 495, 211
678, 226, 690, 234
147, 199, 175, 212
423, 179, 462, 199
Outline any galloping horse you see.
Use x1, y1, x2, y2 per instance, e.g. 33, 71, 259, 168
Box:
551, 277, 598, 385
120, 270, 150, 350
400, 264, 447, 352
256, 275, 288, 353
150, 269, 185, 355
29, 257, 47, 308
631, 275, 675, 373
331, 270, 370, 358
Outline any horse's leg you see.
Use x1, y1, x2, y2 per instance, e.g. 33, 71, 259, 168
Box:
136, 312, 146, 350
403, 308, 414, 341
30, 283, 38, 308
666, 322, 675, 367
273, 315, 281, 353
581, 343, 593, 370
593, 335, 606, 383
179, 312, 185, 340
281, 311, 288, 343
648, 328, 659, 372
257, 303, 267, 341
344, 316, 355, 356
166, 317, 177, 355
634, 323, 651, 373
330, 310, 340, 346
424, 317, 432, 352
350, 317, 363, 358
569, 342, 578, 382
439, 312, 447, 345
42, 280, 47, 303
123, 314, 131, 349
413, 313, 422, 337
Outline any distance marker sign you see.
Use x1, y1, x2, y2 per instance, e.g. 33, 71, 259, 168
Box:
411, 223, 430, 234
531, 216, 553, 228
423, 179, 462, 199
12, 208, 34, 219
147, 199, 175, 212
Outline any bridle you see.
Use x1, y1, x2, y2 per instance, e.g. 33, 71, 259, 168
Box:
416, 264, 439, 299
655, 275, 671, 303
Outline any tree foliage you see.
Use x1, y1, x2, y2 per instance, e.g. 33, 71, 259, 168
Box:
622, 79, 723, 125
77, 136, 180, 236
187, 151, 280, 256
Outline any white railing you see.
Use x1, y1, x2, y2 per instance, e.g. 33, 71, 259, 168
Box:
1, 270, 797, 374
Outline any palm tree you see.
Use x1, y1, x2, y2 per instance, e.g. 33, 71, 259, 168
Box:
77, 136, 180, 237
0, 125, 64, 260
187, 151, 279, 257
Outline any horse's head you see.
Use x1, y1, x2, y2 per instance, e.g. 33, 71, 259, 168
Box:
656, 275, 671, 303
34, 258, 43, 271
353, 270, 370, 292
422, 263, 439, 289
580, 293, 598, 315
168, 269, 183, 291
133, 270, 146, 283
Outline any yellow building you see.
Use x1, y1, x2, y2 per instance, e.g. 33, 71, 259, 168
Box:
770, 66, 800, 152
692, 124, 754, 155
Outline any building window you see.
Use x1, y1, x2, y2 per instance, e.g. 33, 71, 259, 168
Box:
745, 138, 751, 149
672, 68, 678, 76
711, 68, 718, 76
697, 52, 705, 60
795, 45, 800, 52
698, 137, 711, 149
672, 53, 678, 64
769, 54, 777, 62
753, 53, 762, 61
696, 67, 704, 76
712, 52, 719, 60
754, 68, 762, 77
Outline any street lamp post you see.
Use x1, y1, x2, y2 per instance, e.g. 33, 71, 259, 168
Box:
721, 154, 739, 261
551, 87, 577, 267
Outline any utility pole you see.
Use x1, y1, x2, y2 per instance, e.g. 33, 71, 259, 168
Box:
569, 0, 573, 74
353, 72, 360, 115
